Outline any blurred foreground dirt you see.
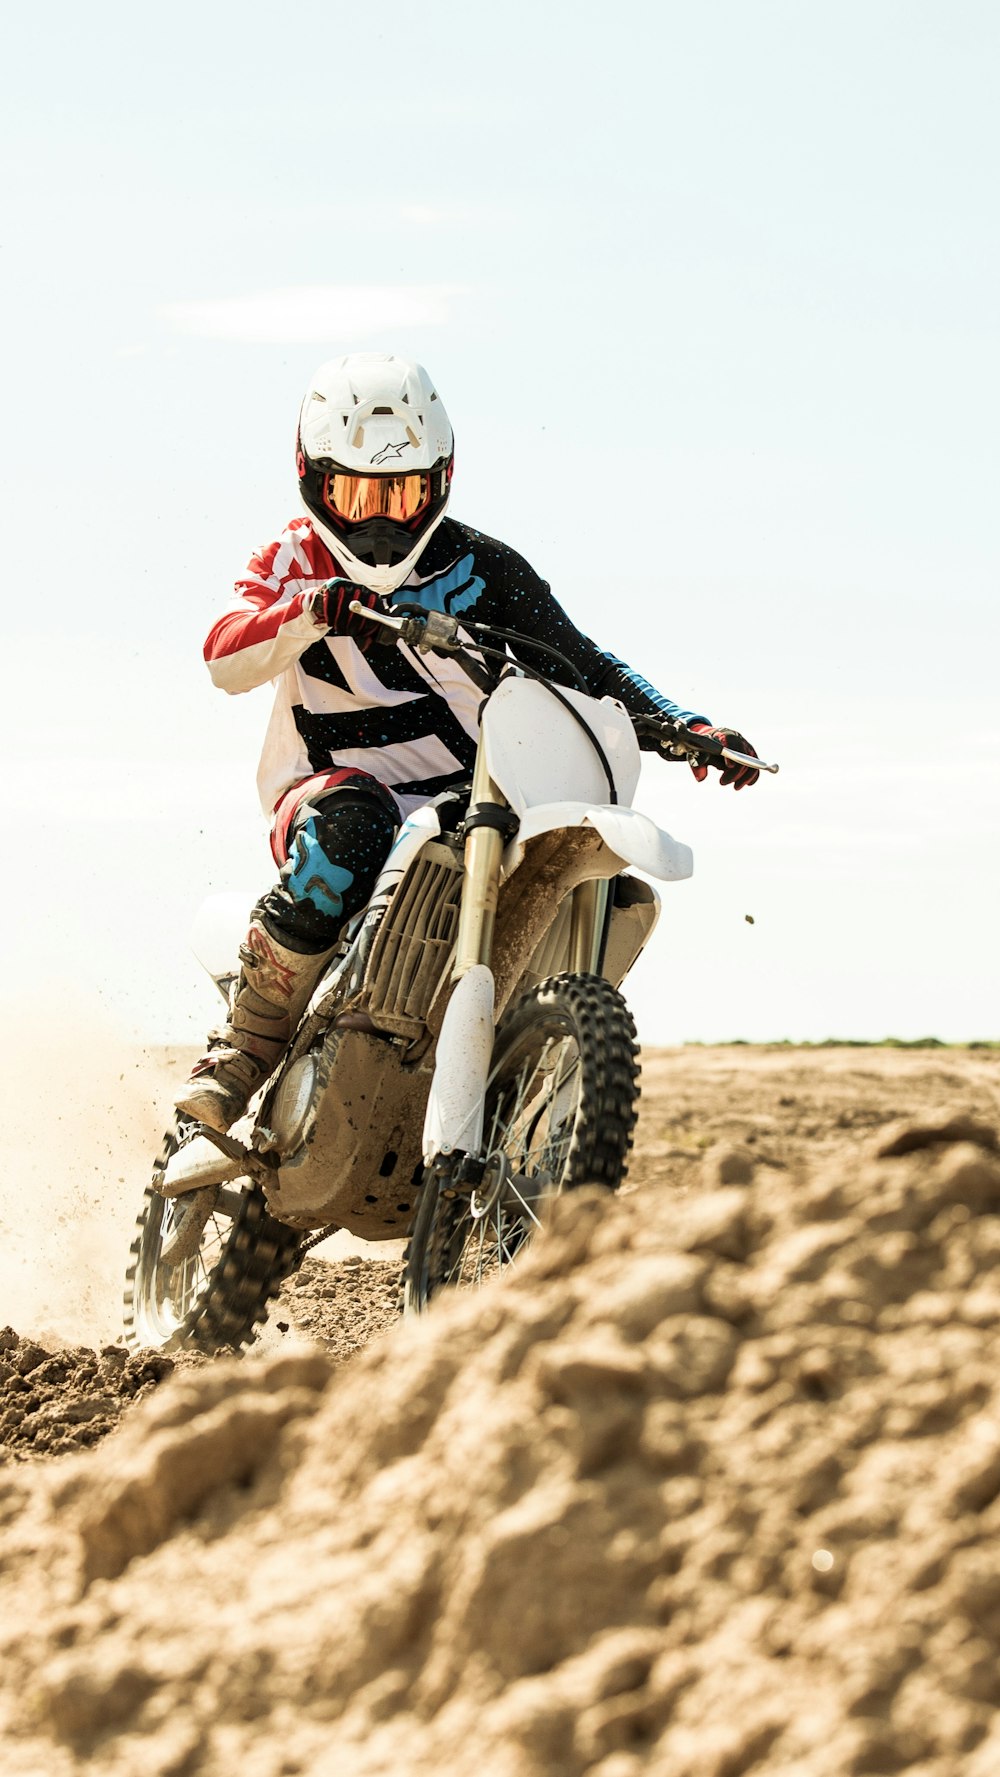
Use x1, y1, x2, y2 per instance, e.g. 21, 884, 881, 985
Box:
2, 1045, 1000, 1774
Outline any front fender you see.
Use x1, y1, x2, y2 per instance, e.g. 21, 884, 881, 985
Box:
503, 801, 693, 883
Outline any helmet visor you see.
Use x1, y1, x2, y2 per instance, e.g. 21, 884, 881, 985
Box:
323, 471, 431, 527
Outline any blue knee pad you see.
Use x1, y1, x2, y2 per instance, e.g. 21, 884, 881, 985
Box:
262, 792, 398, 951
283, 816, 356, 921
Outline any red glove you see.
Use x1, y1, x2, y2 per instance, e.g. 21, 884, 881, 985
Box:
689, 723, 760, 790
307, 580, 392, 650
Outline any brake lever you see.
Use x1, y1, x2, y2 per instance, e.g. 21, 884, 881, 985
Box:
646, 719, 779, 775
721, 746, 778, 774
349, 600, 406, 634
349, 600, 462, 655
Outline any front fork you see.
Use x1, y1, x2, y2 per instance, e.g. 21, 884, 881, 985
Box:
425, 740, 607, 1168
568, 878, 609, 975
452, 742, 508, 977
424, 744, 505, 1166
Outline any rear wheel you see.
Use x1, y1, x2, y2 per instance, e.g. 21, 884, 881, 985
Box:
123, 1117, 303, 1353
402, 973, 640, 1313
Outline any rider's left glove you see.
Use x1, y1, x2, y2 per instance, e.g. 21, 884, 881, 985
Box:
307, 580, 394, 650
688, 723, 760, 790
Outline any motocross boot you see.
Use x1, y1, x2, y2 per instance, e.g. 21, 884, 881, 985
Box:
176, 915, 337, 1133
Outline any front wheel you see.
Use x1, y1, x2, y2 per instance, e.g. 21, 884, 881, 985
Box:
402, 973, 640, 1313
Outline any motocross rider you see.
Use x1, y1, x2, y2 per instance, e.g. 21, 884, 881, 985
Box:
178, 352, 759, 1134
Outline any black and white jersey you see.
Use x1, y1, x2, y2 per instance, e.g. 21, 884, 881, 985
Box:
205, 514, 707, 821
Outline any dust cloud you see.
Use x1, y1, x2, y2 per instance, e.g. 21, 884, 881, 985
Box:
0, 991, 175, 1347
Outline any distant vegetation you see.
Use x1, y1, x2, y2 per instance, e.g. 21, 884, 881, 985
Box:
685, 1038, 1000, 1051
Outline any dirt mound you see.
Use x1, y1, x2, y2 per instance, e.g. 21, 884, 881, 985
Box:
0, 1331, 178, 1462
274, 1253, 402, 1357
3, 1113, 1000, 1776
0, 1254, 402, 1468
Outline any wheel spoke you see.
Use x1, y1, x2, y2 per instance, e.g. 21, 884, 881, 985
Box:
499, 1174, 544, 1229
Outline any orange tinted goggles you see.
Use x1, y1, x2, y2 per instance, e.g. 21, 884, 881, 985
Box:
322, 471, 431, 526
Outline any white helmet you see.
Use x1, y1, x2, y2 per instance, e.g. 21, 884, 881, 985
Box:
297, 352, 455, 593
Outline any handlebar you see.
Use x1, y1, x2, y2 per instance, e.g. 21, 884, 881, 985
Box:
641, 721, 780, 776
349, 601, 779, 775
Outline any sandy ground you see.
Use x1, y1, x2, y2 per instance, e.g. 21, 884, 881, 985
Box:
0, 1047, 998, 1774
270, 1042, 1000, 1350
2, 1045, 997, 1460
274, 1041, 1000, 1353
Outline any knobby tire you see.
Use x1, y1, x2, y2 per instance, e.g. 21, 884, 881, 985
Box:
402, 972, 640, 1314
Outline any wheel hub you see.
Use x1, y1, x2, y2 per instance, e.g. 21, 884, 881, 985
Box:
469, 1152, 511, 1219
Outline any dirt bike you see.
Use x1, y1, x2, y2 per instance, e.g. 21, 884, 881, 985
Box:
123, 604, 776, 1351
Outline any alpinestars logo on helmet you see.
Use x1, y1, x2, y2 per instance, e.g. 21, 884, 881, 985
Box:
370, 440, 412, 465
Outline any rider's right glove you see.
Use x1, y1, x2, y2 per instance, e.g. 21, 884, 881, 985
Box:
307, 580, 393, 651
688, 723, 760, 790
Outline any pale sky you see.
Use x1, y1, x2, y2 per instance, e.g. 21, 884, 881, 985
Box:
2, 0, 997, 1044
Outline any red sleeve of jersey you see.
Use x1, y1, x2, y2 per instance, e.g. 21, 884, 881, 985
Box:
203, 519, 335, 693
204, 585, 311, 665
